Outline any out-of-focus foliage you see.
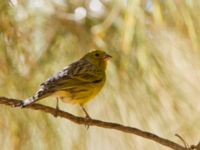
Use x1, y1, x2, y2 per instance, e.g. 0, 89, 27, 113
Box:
1, 0, 200, 149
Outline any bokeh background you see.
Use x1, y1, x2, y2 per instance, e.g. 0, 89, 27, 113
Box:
1, 0, 200, 149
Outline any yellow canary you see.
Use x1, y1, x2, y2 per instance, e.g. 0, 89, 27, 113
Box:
17, 50, 111, 117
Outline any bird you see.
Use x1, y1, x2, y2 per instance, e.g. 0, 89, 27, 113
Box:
16, 50, 111, 118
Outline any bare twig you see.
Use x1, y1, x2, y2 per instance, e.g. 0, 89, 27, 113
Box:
0, 96, 187, 150
175, 134, 189, 149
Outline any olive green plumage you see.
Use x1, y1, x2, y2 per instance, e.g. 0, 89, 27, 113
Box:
19, 50, 111, 113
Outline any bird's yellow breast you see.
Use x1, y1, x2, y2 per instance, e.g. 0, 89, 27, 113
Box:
52, 79, 105, 105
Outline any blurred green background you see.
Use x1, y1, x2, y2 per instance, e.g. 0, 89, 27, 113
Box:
1, 0, 200, 149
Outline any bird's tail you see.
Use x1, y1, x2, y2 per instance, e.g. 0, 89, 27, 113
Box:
14, 94, 42, 108
15, 88, 50, 107
22, 95, 41, 106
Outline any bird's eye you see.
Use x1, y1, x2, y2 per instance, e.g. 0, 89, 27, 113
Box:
95, 53, 100, 57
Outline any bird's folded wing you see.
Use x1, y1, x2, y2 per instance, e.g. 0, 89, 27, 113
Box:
52, 73, 103, 89
39, 59, 104, 92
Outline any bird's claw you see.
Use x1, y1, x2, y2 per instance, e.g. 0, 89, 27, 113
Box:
84, 114, 92, 129
54, 109, 59, 117
54, 97, 60, 118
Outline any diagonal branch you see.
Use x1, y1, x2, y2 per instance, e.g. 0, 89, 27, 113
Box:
0, 96, 186, 150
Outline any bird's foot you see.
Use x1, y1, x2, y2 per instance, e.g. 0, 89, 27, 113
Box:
54, 97, 60, 117
84, 116, 91, 130
80, 105, 92, 129
54, 107, 60, 118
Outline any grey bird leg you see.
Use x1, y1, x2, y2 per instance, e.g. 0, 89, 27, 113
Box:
81, 105, 91, 119
54, 97, 60, 117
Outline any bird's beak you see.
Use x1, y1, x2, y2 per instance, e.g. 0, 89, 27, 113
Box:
103, 54, 112, 61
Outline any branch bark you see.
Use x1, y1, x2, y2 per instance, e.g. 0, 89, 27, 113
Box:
0, 97, 187, 150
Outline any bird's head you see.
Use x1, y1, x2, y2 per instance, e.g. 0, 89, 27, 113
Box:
82, 50, 112, 70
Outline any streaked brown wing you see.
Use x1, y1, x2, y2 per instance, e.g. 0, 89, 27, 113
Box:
38, 59, 103, 93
